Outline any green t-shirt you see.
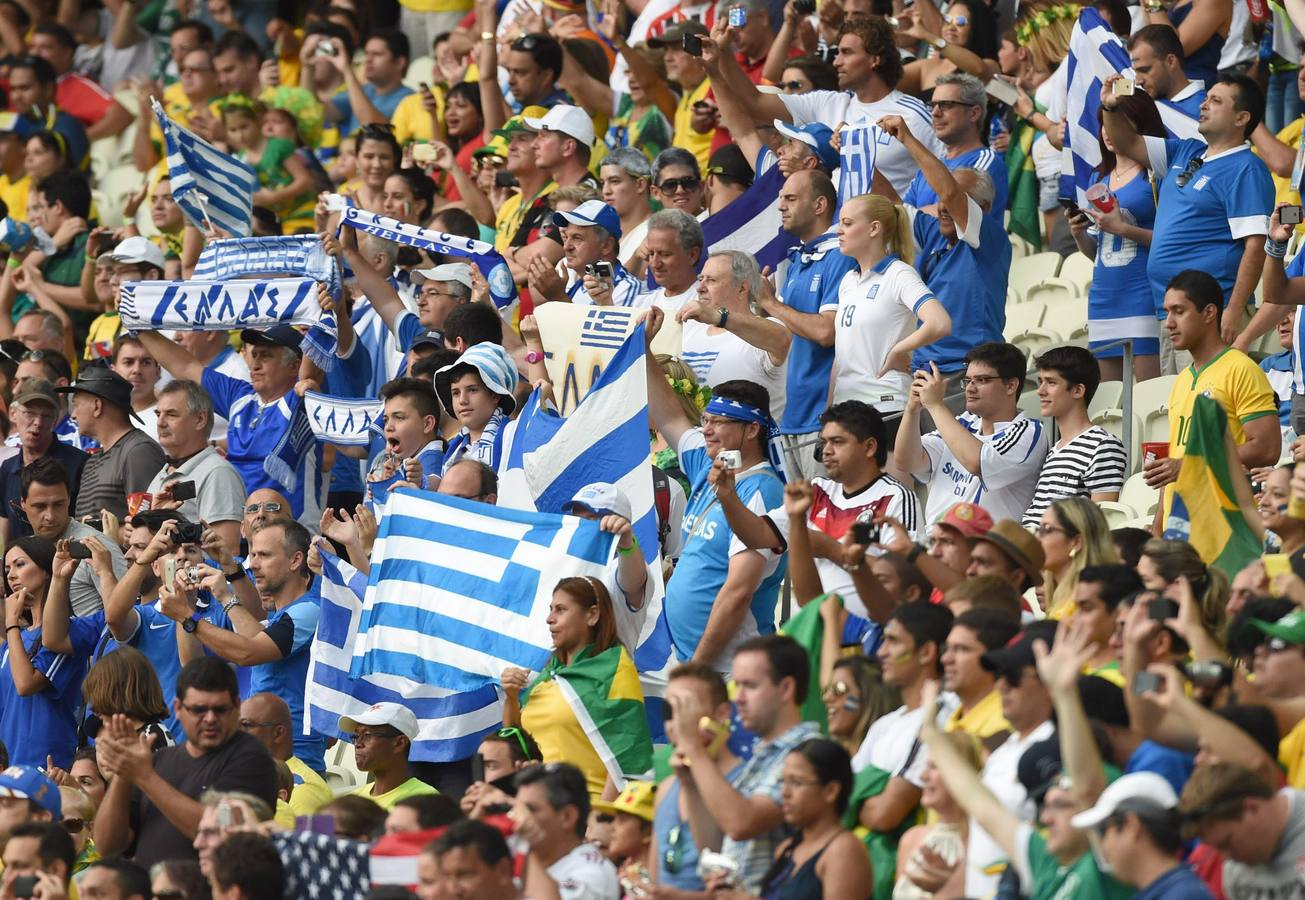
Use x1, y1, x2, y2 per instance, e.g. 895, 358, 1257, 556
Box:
1014, 824, 1133, 900
350, 776, 437, 811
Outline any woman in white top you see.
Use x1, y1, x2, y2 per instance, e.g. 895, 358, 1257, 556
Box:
831, 194, 951, 414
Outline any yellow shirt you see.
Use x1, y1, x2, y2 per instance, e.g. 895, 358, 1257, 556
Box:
0, 173, 28, 221
494, 181, 556, 252
1085, 661, 1126, 687
351, 776, 438, 810
400, 0, 472, 15
672, 78, 714, 173
392, 90, 440, 146
288, 755, 333, 817
521, 676, 608, 800
1272, 117, 1304, 210
1280, 716, 1305, 788
943, 688, 1010, 741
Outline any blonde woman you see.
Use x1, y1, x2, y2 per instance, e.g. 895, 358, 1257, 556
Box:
832, 194, 951, 415
892, 731, 982, 898
1037, 496, 1119, 619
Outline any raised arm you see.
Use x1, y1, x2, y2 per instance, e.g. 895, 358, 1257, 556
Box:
703, 17, 789, 125
644, 309, 696, 450
1146, 0, 1229, 59
40, 546, 80, 656
1033, 620, 1107, 809
137, 330, 205, 384
476, 0, 510, 134
678, 300, 791, 367
1100, 76, 1148, 170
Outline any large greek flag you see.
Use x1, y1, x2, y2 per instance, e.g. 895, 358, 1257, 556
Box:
152, 98, 257, 237
498, 322, 673, 680
701, 157, 793, 273
305, 493, 615, 761
1059, 7, 1202, 205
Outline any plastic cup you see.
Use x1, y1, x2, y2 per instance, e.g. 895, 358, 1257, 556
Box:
1086, 183, 1116, 213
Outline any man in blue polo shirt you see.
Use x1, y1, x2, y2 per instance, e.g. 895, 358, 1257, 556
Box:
645, 313, 787, 674
1102, 72, 1273, 372
882, 114, 1010, 374
1129, 26, 1206, 120
160, 519, 325, 772
139, 325, 325, 527
757, 169, 854, 480
901, 72, 1008, 223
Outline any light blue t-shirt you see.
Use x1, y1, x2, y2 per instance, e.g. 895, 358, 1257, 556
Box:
334, 82, 414, 139
1146, 138, 1273, 314
68, 601, 183, 737
664, 430, 786, 669
251, 592, 325, 772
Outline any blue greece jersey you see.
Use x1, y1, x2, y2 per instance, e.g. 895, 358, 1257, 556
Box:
253, 592, 325, 771
1087, 169, 1159, 357
68, 601, 183, 737
902, 146, 1009, 224
1145, 138, 1273, 314
1286, 252, 1305, 395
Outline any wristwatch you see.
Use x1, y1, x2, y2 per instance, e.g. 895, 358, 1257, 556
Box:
932, 36, 947, 50
716, 307, 730, 328
224, 566, 247, 583
481, 30, 495, 41
182, 611, 202, 633
525, 350, 544, 364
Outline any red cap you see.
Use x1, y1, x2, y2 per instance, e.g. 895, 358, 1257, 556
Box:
937, 502, 994, 539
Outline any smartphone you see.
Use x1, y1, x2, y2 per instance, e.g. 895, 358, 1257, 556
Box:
682, 32, 704, 56
1132, 671, 1164, 695
1057, 197, 1087, 221
728, 6, 747, 26
162, 556, 178, 590
471, 752, 485, 783
1114, 77, 1136, 96
81, 514, 103, 532
1183, 660, 1230, 688
984, 76, 1020, 106
66, 540, 92, 560
850, 519, 880, 547
1147, 598, 1179, 621
495, 170, 518, 188
412, 143, 439, 164
716, 449, 742, 469
12, 876, 36, 899
1282, 205, 1303, 226
169, 480, 197, 502
699, 716, 729, 756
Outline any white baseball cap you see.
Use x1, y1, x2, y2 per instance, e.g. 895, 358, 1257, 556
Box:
566, 482, 633, 521
111, 235, 165, 271
339, 702, 419, 741
413, 262, 473, 290
523, 104, 595, 150
1070, 772, 1179, 829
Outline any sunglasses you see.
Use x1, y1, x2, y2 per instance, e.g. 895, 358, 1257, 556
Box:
780, 80, 806, 91
244, 502, 283, 514
657, 176, 700, 193
62, 817, 85, 834
180, 701, 233, 718
1175, 157, 1204, 188
497, 726, 534, 760
929, 99, 978, 112
944, 13, 969, 24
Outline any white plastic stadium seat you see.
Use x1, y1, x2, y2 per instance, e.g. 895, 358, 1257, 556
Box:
1010, 327, 1063, 360
1119, 472, 1160, 519
404, 55, 436, 91
1133, 374, 1178, 448
1058, 252, 1094, 293
1096, 500, 1136, 529
1024, 276, 1080, 306
1009, 252, 1064, 304
1040, 295, 1088, 344
1088, 381, 1123, 419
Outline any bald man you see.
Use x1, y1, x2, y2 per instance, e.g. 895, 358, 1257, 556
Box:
242, 488, 293, 541
436, 460, 497, 505
239, 693, 332, 820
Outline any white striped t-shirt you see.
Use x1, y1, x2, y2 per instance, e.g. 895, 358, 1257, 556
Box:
1021, 426, 1128, 527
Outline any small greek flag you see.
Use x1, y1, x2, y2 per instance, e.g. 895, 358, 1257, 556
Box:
153, 98, 257, 237
837, 125, 880, 208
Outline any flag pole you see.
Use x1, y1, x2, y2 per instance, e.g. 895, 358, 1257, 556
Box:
193, 191, 217, 234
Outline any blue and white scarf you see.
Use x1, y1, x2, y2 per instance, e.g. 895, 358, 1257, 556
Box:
340, 207, 518, 312
303, 390, 383, 446
443, 408, 508, 473
191, 235, 342, 373
118, 278, 322, 332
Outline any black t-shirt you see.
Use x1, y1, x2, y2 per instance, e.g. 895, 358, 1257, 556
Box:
129, 731, 278, 869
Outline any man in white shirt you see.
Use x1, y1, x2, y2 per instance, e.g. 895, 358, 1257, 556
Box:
677, 251, 791, 421
706, 14, 943, 196
638, 208, 703, 319
512, 763, 619, 900
600, 148, 654, 270
894, 341, 1049, 524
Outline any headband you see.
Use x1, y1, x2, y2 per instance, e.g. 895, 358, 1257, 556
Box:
1015, 3, 1078, 46
669, 375, 712, 413
705, 395, 773, 428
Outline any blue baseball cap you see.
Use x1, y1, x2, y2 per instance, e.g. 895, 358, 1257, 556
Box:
0, 767, 61, 817
551, 199, 623, 240
773, 120, 840, 174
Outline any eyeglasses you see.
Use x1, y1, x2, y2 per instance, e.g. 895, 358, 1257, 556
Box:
960, 374, 1002, 388
781, 80, 807, 91
244, 502, 283, 514
61, 817, 85, 834
1036, 523, 1067, 537
1175, 157, 1204, 188
944, 13, 969, 24
780, 775, 822, 789
657, 176, 700, 193
240, 719, 279, 731
701, 414, 744, 429
497, 726, 534, 760
929, 99, 978, 112
180, 702, 233, 718
353, 727, 401, 743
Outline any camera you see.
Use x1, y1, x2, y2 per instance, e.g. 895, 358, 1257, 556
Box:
682, 32, 704, 56
584, 261, 614, 281
316, 40, 337, 57
169, 480, 197, 502
495, 170, 519, 189
67, 540, 92, 560
850, 519, 880, 547
175, 521, 205, 545
716, 449, 742, 469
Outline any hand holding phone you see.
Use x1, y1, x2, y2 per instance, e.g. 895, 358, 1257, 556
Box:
1282, 205, 1303, 226
168, 480, 197, 502
1132, 671, 1164, 695
683, 32, 704, 56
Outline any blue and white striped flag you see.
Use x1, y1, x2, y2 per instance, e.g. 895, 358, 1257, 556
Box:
305, 547, 504, 760
1059, 7, 1202, 205
153, 98, 257, 237
837, 124, 880, 209
700, 158, 794, 273
303, 391, 383, 446
497, 322, 673, 680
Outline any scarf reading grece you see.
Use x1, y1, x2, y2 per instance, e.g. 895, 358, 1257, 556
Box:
339, 207, 518, 311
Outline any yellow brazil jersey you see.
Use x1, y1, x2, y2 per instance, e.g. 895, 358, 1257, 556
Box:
672, 78, 714, 173
351, 776, 438, 810
1085, 660, 1126, 688
1164, 348, 1277, 516
520, 676, 608, 800
943, 688, 1010, 742
494, 181, 556, 252
400, 0, 472, 15
0, 173, 28, 221
1272, 117, 1304, 210
287, 755, 333, 817
1281, 716, 1305, 788
392, 90, 440, 146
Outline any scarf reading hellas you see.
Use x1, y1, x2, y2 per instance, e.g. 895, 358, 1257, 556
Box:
339, 207, 518, 311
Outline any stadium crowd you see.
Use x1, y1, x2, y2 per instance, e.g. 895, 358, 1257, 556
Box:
0, 0, 1296, 896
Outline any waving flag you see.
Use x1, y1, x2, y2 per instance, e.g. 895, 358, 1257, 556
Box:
1162, 395, 1261, 577
498, 323, 672, 681
1059, 7, 1203, 205
837, 124, 880, 209
303, 391, 383, 446
153, 98, 257, 237
700, 159, 794, 273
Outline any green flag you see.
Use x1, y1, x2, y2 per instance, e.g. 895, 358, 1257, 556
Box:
1006, 116, 1043, 251
779, 594, 834, 733
843, 763, 921, 900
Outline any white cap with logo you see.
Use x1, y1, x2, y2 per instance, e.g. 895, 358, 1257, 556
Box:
523, 104, 595, 149
339, 702, 419, 741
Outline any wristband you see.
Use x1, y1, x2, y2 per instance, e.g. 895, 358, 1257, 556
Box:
617, 536, 639, 557
1267, 237, 1290, 259
224, 566, 247, 583
906, 543, 926, 564
481, 31, 495, 41
5, 625, 20, 633
122, 216, 135, 226
6, 257, 18, 270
